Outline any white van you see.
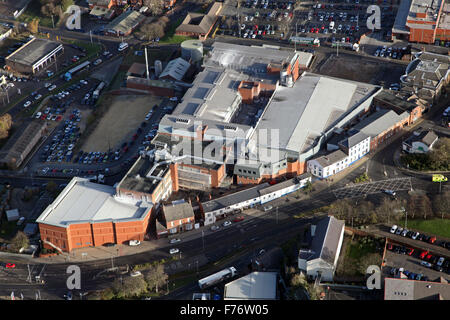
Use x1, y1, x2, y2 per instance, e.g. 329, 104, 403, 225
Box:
329, 21, 335, 29
118, 42, 128, 51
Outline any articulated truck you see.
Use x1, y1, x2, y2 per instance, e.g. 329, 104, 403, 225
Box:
198, 267, 238, 289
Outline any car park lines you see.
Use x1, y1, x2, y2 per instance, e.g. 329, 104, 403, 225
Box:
333, 177, 412, 199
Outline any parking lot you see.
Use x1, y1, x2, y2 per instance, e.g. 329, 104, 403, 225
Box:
383, 245, 450, 283
333, 177, 412, 199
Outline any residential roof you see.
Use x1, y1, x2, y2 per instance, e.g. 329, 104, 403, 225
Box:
339, 131, 370, 149
106, 10, 145, 34
250, 72, 378, 155
202, 183, 270, 213
175, 2, 222, 35
313, 149, 348, 168
404, 130, 438, 147
6, 38, 63, 67
352, 109, 409, 138
37, 177, 151, 228
159, 57, 190, 81
163, 201, 194, 222
224, 272, 278, 300
89, 5, 115, 18
302, 216, 345, 265
384, 277, 450, 300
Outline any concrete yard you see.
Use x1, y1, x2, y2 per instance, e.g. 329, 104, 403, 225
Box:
81, 95, 162, 152
315, 54, 406, 86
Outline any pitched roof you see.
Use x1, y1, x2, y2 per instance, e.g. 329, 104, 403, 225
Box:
106, 10, 145, 34
352, 109, 409, 138
301, 216, 345, 265
163, 201, 194, 222
176, 13, 217, 35
339, 131, 369, 149
404, 130, 438, 147
313, 149, 348, 168
159, 57, 190, 81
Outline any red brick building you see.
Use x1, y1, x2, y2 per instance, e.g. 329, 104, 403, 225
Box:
392, 0, 449, 44
36, 178, 152, 252
175, 2, 222, 40
160, 201, 195, 234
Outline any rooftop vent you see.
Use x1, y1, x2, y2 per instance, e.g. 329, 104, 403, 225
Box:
175, 118, 190, 124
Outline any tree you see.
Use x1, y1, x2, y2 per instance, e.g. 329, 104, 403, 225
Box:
61, 0, 74, 12
11, 231, 29, 252
28, 18, 40, 34
143, 0, 164, 16
145, 264, 168, 293
41, 2, 56, 17
357, 253, 381, 276
112, 276, 147, 299
429, 138, 450, 171
432, 191, 450, 219
140, 22, 165, 41
328, 199, 354, 224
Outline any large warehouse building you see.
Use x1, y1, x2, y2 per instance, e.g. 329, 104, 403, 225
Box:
5, 38, 63, 75
37, 177, 153, 252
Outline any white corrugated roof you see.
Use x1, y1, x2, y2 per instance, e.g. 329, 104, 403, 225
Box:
159, 57, 190, 81
36, 177, 150, 227
224, 272, 277, 300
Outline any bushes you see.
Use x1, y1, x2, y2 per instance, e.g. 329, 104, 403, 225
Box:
354, 173, 370, 184
401, 138, 450, 171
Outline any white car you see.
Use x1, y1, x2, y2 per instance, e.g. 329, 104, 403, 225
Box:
437, 257, 445, 267
23, 101, 31, 108
401, 229, 409, 237
411, 232, 420, 240
263, 205, 273, 212
44, 82, 51, 88
169, 97, 178, 102
130, 271, 142, 277
34, 94, 42, 100
48, 85, 57, 91
384, 190, 396, 196
128, 240, 141, 246
390, 225, 398, 234
210, 225, 219, 231
169, 248, 179, 255
395, 227, 403, 235
118, 42, 128, 51
420, 261, 432, 268
169, 238, 181, 244
35, 112, 42, 119
223, 221, 232, 227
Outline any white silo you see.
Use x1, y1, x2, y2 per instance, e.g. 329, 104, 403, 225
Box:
154, 60, 162, 77
181, 40, 203, 64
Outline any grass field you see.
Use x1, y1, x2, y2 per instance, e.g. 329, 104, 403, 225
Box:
405, 219, 450, 239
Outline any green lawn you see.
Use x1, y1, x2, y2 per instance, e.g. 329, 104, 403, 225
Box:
405, 219, 450, 239
159, 16, 196, 44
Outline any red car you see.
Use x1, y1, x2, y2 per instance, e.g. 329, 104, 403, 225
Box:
407, 248, 414, 256
40, 115, 47, 120
425, 254, 433, 261
6, 263, 15, 268
56, 115, 63, 121
428, 236, 436, 244
419, 250, 428, 259
233, 216, 245, 222
387, 243, 394, 251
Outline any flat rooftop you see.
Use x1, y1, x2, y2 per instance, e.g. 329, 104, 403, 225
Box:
6, 38, 62, 67
408, 0, 442, 22
250, 72, 378, 154
36, 178, 150, 228
118, 156, 170, 195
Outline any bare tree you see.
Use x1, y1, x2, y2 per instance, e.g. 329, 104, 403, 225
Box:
112, 276, 147, 299
432, 191, 450, 219
145, 264, 168, 293
11, 231, 29, 252
140, 22, 165, 41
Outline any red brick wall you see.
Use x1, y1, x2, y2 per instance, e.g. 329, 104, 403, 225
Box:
126, 81, 175, 97
170, 163, 179, 191
409, 28, 436, 44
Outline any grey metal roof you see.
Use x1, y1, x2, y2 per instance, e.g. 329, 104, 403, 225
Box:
224, 272, 278, 300
258, 174, 311, 196
159, 58, 190, 81
6, 38, 62, 67
352, 109, 409, 138
106, 10, 145, 34
251, 73, 377, 154
404, 130, 438, 147
307, 216, 345, 264
202, 183, 270, 213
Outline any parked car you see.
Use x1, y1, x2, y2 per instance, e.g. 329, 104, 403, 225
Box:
437, 257, 445, 267
383, 189, 396, 196
411, 232, 420, 240
169, 238, 181, 244
128, 240, 141, 246
402, 229, 410, 237
130, 271, 142, 277
390, 225, 398, 233
210, 225, 219, 231
263, 205, 273, 212
428, 236, 436, 244
169, 248, 179, 255
395, 227, 403, 235
223, 221, 232, 227
233, 216, 245, 222
419, 250, 429, 259
421, 261, 432, 268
